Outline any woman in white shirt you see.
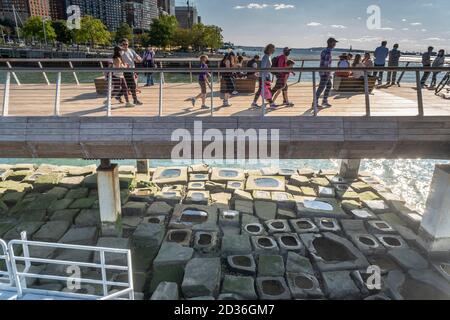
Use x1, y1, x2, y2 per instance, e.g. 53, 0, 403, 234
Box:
351, 54, 366, 79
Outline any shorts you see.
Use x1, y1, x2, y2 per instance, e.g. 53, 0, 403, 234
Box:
272, 77, 288, 92
199, 80, 207, 94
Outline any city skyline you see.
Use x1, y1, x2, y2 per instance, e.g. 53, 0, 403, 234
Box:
192, 0, 450, 52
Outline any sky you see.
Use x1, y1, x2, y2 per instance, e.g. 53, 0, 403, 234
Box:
177, 0, 450, 52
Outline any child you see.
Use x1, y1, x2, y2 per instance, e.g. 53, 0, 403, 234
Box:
272, 59, 295, 106
191, 55, 211, 110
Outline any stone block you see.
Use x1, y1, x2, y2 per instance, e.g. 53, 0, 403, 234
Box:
222, 275, 257, 300
257, 255, 285, 277
151, 282, 179, 300
226, 255, 256, 275
182, 258, 221, 298
256, 277, 291, 300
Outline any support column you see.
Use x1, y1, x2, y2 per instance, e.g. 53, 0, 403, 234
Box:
339, 159, 361, 179
136, 160, 149, 174
419, 164, 450, 257
97, 160, 122, 237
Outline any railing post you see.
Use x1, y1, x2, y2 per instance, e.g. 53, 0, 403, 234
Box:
416, 70, 424, 116
312, 71, 318, 116
127, 251, 135, 300
69, 61, 80, 85
210, 72, 214, 117
2, 72, 11, 117
54, 72, 61, 116
159, 62, 165, 84
364, 71, 371, 116
397, 62, 410, 86
261, 77, 266, 118
158, 71, 163, 117
38, 61, 50, 85
297, 60, 305, 83
8, 243, 23, 298
189, 61, 193, 83
106, 72, 112, 117
6, 61, 20, 85
100, 250, 108, 297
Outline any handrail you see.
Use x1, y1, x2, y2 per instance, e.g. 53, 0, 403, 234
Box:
0, 239, 13, 288
0, 66, 449, 73
0, 64, 448, 119
7, 235, 135, 300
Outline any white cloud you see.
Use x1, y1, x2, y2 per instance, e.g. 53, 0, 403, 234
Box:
402, 28, 409, 31
410, 22, 422, 26
274, 4, 295, 10
424, 37, 444, 41
307, 22, 322, 27
233, 3, 295, 10
331, 24, 347, 29
379, 27, 395, 31
234, 3, 269, 9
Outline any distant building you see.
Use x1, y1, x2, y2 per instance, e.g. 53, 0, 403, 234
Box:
157, 0, 174, 15
125, 0, 158, 30
49, 0, 66, 20
28, 0, 50, 19
0, 0, 31, 22
65, 0, 125, 30
175, 5, 198, 29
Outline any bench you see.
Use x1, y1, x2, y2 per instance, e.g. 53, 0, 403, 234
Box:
333, 76, 377, 93
220, 78, 257, 94
94, 76, 108, 95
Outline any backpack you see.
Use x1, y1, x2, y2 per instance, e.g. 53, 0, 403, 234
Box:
271, 55, 281, 77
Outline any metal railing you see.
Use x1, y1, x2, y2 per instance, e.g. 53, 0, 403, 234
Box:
2, 232, 134, 300
0, 239, 13, 289
0, 64, 449, 118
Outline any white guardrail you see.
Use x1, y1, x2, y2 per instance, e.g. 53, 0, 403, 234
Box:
0, 232, 135, 300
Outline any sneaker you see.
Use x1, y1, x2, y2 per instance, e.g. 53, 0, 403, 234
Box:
134, 100, 143, 106
322, 101, 332, 108
232, 91, 239, 95
201, 105, 210, 110
251, 102, 260, 108
115, 96, 123, 103
223, 101, 232, 107
125, 102, 135, 108
269, 103, 278, 109
285, 101, 295, 107
190, 98, 196, 107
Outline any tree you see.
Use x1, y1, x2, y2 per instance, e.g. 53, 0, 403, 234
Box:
147, 15, 178, 48
73, 16, 111, 47
51, 20, 74, 44
204, 25, 223, 51
21, 16, 56, 43
115, 23, 133, 44
173, 28, 193, 50
189, 23, 224, 52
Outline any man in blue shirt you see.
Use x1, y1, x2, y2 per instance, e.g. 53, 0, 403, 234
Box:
374, 41, 389, 85
314, 37, 338, 109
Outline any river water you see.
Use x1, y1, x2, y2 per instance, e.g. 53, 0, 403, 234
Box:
1, 158, 448, 213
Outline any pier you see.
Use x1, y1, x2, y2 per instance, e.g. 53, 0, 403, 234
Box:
1, 59, 450, 300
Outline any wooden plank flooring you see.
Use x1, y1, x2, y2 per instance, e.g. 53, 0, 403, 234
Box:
0, 82, 449, 117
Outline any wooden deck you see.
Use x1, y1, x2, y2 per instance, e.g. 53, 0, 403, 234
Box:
1, 82, 450, 160
1, 82, 449, 117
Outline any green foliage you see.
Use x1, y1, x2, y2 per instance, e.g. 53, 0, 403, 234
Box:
51, 20, 74, 44
147, 15, 178, 48
173, 28, 193, 50
115, 23, 134, 44
73, 16, 111, 47
172, 23, 224, 51
21, 16, 56, 42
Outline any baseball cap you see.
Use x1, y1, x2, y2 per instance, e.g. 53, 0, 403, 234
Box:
283, 47, 292, 54
327, 37, 338, 44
